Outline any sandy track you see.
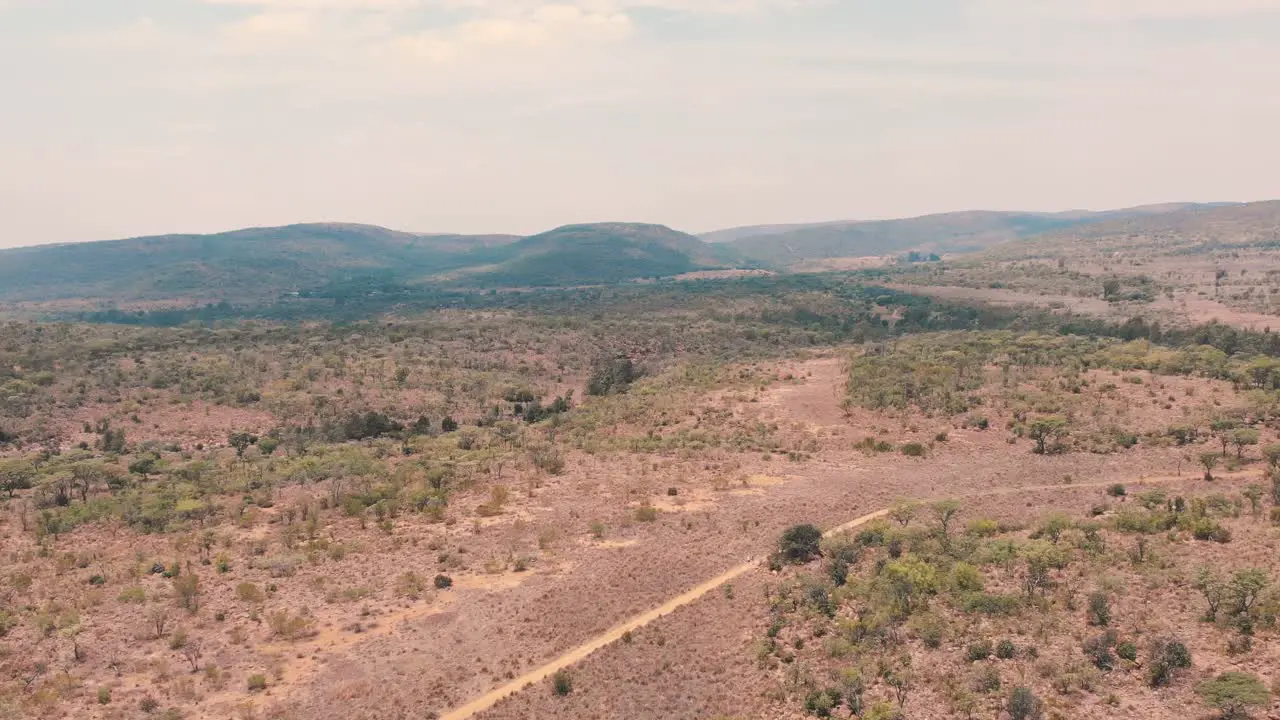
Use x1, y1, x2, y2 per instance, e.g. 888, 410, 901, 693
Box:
442, 468, 1261, 719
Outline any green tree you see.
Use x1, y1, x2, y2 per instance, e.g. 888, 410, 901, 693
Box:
931, 500, 962, 544
1242, 485, 1264, 517
1229, 428, 1260, 460
778, 524, 823, 564
228, 432, 259, 458
1211, 418, 1240, 456
880, 556, 938, 616
0, 458, 35, 497
1027, 416, 1068, 455
1227, 569, 1268, 617
1199, 452, 1221, 482
1263, 444, 1280, 468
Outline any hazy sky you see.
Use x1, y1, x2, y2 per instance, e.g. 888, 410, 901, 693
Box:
2, 0, 1279, 246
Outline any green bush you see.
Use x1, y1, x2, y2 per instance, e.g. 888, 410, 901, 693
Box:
1008, 687, 1044, 720
1087, 592, 1111, 626
966, 639, 993, 662
1117, 641, 1137, 661
900, 442, 926, 457
961, 592, 1021, 616
97, 688, 111, 705
1148, 637, 1192, 688
1196, 672, 1269, 719
995, 639, 1016, 660
247, 674, 267, 692
552, 669, 573, 696
433, 574, 453, 590
779, 524, 823, 564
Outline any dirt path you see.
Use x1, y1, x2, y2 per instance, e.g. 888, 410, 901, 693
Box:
442, 468, 1262, 720
762, 356, 847, 427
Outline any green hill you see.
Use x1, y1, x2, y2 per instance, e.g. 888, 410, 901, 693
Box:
0, 223, 520, 304
443, 223, 745, 287
720, 204, 1233, 266
0, 221, 747, 306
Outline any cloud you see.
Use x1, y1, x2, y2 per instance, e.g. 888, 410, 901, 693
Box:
223, 10, 318, 42
388, 4, 633, 63
975, 0, 1280, 21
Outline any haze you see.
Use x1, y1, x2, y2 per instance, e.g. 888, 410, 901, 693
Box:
1, 0, 1278, 247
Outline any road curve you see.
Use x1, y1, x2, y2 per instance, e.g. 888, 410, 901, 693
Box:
439, 469, 1259, 719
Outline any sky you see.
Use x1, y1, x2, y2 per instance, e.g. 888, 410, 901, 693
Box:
1, 0, 1279, 247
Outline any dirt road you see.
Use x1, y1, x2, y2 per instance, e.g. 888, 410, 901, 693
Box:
441, 468, 1261, 719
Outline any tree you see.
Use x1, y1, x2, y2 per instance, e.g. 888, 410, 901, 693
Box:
931, 500, 962, 544
1228, 569, 1268, 617
1102, 279, 1122, 301
880, 557, 938, 616
173, 573, 201, 613
128, 454, 159, 480
1263, 444, 1280, 468
1212, 418, 1240, 455
0, 458, 35, 497
888, 500, 919, 527
228, 432, 258, 458
778, 524, 823, 564
1196, 672, 1269, 720
1195, 567, 1228, 621
586, 355, 637, 396
1027, 416, 1068, 454
181, 636, 204, 673
1148, 636, 1192, 688
1243, 485, 1264, 517
1087, 591, 1111, 626
1229, 428, 1260, 459
1200, 452, 1221, 481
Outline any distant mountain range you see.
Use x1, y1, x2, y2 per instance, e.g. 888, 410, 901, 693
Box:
704, 203, 1239, 265
0, 201, 1267, 307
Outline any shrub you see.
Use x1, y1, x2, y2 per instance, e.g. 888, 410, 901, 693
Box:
1106, 484, 1126, 497
967, 518, 1000, 538
1196, 672, 1269, 720
265, 609, 315, 641
434, 574, 453, 590
1191, 518, 1232, 543
235, 583, 264, 603
995, 639, 1016, 660
961, 592, 1021, 616
1117, 641, 1137, 661
967, 639, 993, 662
552, 669, 573, 696
1087, 592, 1111, 626
98, 688, 111, 705
1083, 632, 1117, 671
247, 674, 267, 692
1148, 636, 1192, 687
972, 665, 1002, 693
779, 524, 823, 564
950, 563, 985, 593
900, 442, 926, 457
634, 504, 658, 522
1008, 687, 1044, 720
803, 687, 842, 717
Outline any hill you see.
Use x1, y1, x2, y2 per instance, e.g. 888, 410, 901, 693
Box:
0, 223, 520, 304
989, 200, 1280, 259
722, 204, 1232, 266
0, 222, 747, 307
441, 222, 746, 288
